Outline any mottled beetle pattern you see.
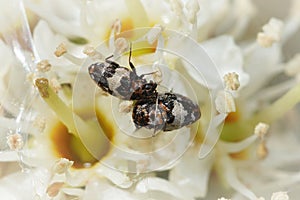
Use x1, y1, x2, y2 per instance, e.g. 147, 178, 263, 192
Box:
88, 46, 201, 132
132, 92, 201, 132
88, 49, 157, 100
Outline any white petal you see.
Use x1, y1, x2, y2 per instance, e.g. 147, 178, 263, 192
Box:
201, 35, 249, 90
135, 177, 194, 200
199, 113, 227, 159
167, 32, 224, 89
61, 187, 84, 198
96, 165, 133, 189
242, 43, 282, 97
26, 0, 85, 37
0, 40, 13, 76
33, 20, 84, 66
0, 169, 51, 200
0, 152, 19, 162
84, 179, 137, 200
169, 146, 215, 198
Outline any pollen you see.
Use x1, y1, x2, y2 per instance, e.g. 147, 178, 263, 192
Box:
257, 18, 283, 48
215, 91, 236, 114
35, 78, 49, 98
83, 46, 104, 60
54, 43, 67, 57
224, 72, 240, 91
52, 158, 74, 174
254, 122, 269, 139
271, 191, 289, 200
37, 59, 52, 72
6, 133, 24, 151
33, 116, 46, 132
83, 46, 96, 57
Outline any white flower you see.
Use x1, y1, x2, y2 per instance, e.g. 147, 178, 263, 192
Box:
1, 0, 300, 200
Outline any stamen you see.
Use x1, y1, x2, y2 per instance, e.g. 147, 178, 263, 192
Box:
37, 59, 52, 72
224, 72, 240, 91
119, 101, 133, 113
26, 72, 36, 85
252, 83, 300, 124
50, 78, 62, 93
35, 78, 49, 98
152, 65, 163, 84
83, 46, 104, 60
289, 0, 300, 19
257, 140, 268, 159
109, 19, 122, 50
97, 165, 133, 188
6, 133, 24, 151
33, 116, 46, 132
254, 122, 269, 139
111, 19, 121, 35
215, 91, 236, 114
218, 134, 257, 153
54, 43, 67, 57
52, 158, 74, 174
282, 0, 300, 42
114, 37, 129, 55
35, 78, 110, 160
170, 0, 184, 17
228, 0, 256, 38
185, 0, 200, 24
54, 43, 83, 65
46, 182, 64, 198
221, 155, 258, 200
257, 18, 283, 48
271, 191, 289, 200
253, 79, 296, 103
285, 53, 300, 77
144, 24, 163, 45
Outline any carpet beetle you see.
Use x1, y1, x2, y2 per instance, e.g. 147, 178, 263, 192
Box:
88, 48, 157, 100
132, 92, 201, 132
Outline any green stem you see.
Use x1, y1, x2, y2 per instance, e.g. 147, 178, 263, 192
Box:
252, 82, 300, 124
35, 78, 109, 160
221, 83, 300, 141
35, 78, 77, 135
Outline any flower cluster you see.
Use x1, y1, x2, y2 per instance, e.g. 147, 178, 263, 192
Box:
0, 0, 300, 199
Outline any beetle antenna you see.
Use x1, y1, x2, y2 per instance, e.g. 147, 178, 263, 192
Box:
128, 43, 137, 74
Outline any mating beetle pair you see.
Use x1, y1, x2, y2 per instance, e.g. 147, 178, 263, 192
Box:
88, 47, 200, 132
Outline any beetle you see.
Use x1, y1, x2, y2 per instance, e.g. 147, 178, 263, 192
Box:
132, 92, 201, 132
88, 47, 157, 100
